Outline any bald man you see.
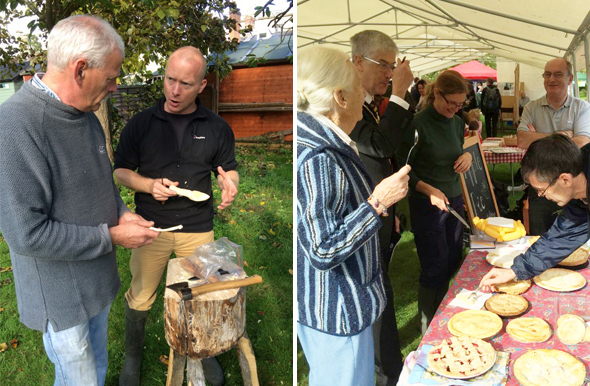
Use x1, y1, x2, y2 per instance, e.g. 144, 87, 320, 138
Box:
114, 46, 239, 386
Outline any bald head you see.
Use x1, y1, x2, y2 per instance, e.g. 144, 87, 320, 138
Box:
167, 46, 207, 83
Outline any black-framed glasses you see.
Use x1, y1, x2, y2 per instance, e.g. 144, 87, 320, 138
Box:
440, 93, 465, 109
536, 176, 558, 198
363, 56, 396, 72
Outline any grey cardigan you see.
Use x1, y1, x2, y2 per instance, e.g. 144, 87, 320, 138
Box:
0, 82, 128, 332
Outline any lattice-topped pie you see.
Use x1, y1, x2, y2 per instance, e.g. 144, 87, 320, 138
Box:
494, 279, 531, 295
558, 246, 589, 267
485, 294, 528, 317
427, 336, 496, 379
447, 310, 503, 339
533, 268, 586, 292
513, 349, 586, 386
556, 314, 586, 345
506, 317, 552, 343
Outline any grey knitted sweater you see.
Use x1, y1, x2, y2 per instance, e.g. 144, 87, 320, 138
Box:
0, 82, 128, 332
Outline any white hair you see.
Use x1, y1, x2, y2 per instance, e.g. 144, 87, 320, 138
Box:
47, 14, 125, 71
350, 30, 399, 59
297, 46, 359, 115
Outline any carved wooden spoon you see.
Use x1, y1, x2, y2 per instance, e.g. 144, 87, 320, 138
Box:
169, 185, 210, 202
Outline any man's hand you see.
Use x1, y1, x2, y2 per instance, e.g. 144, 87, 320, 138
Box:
479, 267, 517, 292
391, 58, 414, 98
151, 178, 178, 202
217, 167, 238, 210
454, 152, 472, 173
109, 218, 158, 249
527, 123, 536, 132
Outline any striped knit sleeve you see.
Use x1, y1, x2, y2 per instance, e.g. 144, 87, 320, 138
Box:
297, 153, 381, 271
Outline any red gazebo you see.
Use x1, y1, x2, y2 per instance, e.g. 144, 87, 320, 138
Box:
449, 60, 497, 80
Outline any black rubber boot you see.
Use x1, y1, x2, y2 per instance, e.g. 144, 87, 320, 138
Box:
119, 303, 149, 386
202, 357, 225, 386
418, 285, 438, 335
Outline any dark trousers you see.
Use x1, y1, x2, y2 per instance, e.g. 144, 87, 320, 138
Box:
373, 210, 403, 385
484, 111, 499, 138
410, 195, 465, 290
527, 187, 560, 235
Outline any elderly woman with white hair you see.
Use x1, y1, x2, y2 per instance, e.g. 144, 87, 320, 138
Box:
297, 46, 411, 385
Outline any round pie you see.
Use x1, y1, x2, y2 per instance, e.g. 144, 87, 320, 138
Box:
528, 235, 540, 245
484, 294, 528, 317
513, 349, 586, 386
533, 268, 586, 292
427, 336, 496, 379
506, 317, 552, 343
556, 314, 586, 345
494, 279, 531, 295
558, 246, 589, 267
447, 310, 503, 339
485, 248, 522, 268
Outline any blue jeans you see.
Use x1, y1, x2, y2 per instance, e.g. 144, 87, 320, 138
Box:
298, 322, 374, 386
42, 304, 111, 386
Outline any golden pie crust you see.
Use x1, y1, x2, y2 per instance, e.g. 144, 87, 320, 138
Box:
513, 349, 586, 386
528, 235, 541, 245
556, 314, 586, 345
427, 336, 496, 379
533, 268, 586, 292
447, 310, 503, 339
558, 246, 589, 267
485, 248, 522, 268
506, 317, 552, 343
484, 294, 528, 317
494, 279, 531, 295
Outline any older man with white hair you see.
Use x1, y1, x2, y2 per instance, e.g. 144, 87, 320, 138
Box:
349, 30, 414, 386
0, 14, 158, 386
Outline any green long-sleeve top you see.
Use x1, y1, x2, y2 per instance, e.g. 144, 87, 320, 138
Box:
397, 104, 465, 199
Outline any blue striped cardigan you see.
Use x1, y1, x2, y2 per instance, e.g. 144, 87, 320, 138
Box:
297, 112, 386, 336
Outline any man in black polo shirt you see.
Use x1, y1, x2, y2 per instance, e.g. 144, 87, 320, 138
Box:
114, 46, 238, 386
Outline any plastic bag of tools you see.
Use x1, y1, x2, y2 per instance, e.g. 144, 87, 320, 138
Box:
180, 237, 245, 284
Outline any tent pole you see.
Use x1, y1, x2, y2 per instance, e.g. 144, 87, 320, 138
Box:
571, 53, 580, 98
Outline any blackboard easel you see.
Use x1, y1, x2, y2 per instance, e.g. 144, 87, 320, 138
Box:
460, 136, 500, 227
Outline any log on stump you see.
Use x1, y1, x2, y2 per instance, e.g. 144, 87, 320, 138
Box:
164, 286, 246, 358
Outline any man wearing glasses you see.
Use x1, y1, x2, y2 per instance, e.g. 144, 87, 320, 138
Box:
517, 58, 590, 235
479, 134, 590, 290
349, 29, 414, 386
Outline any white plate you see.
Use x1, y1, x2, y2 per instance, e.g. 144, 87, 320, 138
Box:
486, 248, 524, 268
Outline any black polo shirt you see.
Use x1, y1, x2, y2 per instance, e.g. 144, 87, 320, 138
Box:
114, 97, 238, 232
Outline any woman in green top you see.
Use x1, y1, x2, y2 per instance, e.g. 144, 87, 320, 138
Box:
398, 70, 472, 334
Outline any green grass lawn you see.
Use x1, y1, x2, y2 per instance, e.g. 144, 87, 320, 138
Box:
0, 144, 293, 386
297, 140, 523, 384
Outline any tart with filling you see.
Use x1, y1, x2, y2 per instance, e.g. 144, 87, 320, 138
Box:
494, 279, 531, 295
557, 246, 589, 268
513, 349, 586, 386
533, 268, 586, 292
447, 310, 503, 339
484, 294, 528, 317
427, 336, 496, 379
506, 317, 551, 343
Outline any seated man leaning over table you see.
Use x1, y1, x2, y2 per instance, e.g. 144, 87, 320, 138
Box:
480, 133, 590, 290
517, 58, 590, 235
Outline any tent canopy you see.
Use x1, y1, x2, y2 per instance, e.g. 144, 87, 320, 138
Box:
298, 0, 590, 76
449, 60, 496, 80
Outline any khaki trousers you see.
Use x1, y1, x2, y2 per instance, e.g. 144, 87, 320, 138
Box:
125, 231, 214, 311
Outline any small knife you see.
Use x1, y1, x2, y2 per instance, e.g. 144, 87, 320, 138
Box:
446, 204, 471, 230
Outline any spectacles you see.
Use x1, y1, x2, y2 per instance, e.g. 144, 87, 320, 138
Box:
541, 72, 567, 80
536, 177, 558, 198
440, 93, 465, 109
363, 56, 396, 72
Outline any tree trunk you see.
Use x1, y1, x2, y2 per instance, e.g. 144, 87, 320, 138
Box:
96, 97, 114, 163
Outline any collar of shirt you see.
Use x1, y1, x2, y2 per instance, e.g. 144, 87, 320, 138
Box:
31, 73, 61, 101
364, 91, 373, 105
540, 94, 572, 109
309, 112, 359, 156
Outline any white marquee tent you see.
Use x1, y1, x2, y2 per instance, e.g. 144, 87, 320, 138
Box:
297, 0, 590, 89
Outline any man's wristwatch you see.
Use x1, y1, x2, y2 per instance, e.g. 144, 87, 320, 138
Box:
368, 195, 389, 217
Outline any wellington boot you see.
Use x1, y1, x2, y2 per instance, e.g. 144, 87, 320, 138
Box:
418, 285, 438, 335
202, 357, 225, 386
119, 303, 149, 386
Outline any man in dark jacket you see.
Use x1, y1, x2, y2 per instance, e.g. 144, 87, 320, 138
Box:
480, 134, 590, 289
349, 29, 414, 386
481, 77, 502, 138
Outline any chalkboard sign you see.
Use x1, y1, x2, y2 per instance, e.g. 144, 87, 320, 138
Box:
460, 136, 499, 225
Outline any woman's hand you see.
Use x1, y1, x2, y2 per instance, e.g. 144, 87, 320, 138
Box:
428, 187, 449, 211
372, 165, 411, 208
454, 152, 472, 173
